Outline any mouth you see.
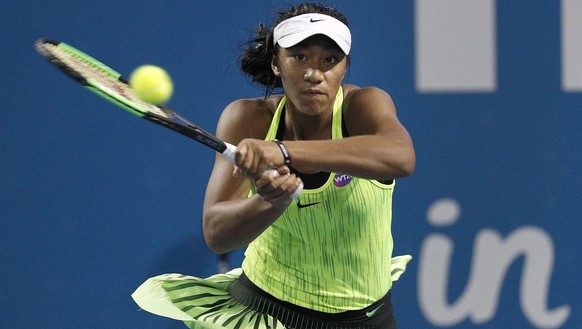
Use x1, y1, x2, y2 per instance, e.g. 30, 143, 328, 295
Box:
303, 89, 326, 95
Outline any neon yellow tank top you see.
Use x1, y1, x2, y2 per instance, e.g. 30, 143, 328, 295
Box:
241, 87, 396, 312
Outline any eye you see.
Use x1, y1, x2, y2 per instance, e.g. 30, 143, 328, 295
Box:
293, 53, 306, 61
324, 56, 338, 64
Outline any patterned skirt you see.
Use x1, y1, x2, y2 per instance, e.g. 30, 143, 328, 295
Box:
131, 255, 411, 329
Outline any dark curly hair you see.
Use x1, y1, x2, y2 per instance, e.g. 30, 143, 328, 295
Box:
240, 3, 349, 98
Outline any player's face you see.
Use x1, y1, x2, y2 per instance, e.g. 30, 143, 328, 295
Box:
272, 35, 348, 117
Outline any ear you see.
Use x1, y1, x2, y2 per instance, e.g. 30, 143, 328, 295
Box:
271, 56, 281, 77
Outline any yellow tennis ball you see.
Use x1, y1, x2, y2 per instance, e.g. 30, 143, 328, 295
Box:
129, 65, 173, 105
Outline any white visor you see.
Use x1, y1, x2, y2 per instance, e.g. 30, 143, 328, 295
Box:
273, 13, 351, 55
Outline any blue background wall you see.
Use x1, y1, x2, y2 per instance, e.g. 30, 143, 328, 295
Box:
1, 1, 580, 328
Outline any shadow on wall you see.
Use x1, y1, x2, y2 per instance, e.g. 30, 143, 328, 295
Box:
145, 232, 243, 328
149, 233, 218, 279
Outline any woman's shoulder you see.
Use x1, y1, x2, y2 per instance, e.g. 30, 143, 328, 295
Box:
343, 84, 392, 100
218, 95, 284, 140
342, 84, 393, 109
225, 95, 283, 114
342, 83, 361, 97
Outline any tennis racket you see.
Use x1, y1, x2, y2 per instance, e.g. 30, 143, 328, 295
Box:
35, 38, 302, 198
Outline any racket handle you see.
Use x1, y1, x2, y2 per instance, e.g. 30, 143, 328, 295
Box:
290, 181, 304, 199
222, 142, 303, 199
222, 142, 237, 163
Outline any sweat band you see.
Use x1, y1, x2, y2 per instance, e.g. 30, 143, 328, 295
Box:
273, 139, 291, 165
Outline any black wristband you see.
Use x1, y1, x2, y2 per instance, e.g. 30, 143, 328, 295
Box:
273, 139, 291, 165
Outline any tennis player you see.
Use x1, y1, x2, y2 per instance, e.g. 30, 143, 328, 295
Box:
133, 3, 415, 328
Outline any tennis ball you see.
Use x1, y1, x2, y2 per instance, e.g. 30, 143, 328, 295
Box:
129, 65, 173, 105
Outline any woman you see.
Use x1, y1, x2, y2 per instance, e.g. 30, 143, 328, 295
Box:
133, 3, 415, 328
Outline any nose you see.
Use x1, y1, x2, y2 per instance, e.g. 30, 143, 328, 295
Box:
304, 68, 323, 83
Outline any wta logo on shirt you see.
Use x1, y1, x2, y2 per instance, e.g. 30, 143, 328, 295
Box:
333, 173, 352, 187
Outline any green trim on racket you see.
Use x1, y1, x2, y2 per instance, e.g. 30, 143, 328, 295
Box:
57, 42, 122, 80
36, 40, 151, 118
85, 85, 144, 118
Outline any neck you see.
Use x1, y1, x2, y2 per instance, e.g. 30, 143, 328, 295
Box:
283, 103, 333, 141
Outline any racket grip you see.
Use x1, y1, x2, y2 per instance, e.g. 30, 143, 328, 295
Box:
221, 142, 237, 163
221, 142, 303, 199
259, 170, 304, 199
291, 180, 304, 199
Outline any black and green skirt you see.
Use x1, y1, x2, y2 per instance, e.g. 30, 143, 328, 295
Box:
132, 255, 411, 329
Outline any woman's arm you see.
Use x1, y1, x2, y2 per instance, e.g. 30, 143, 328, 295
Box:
235, 87, 415, 180
289, 86, 415, 179
202, 98, 301, 254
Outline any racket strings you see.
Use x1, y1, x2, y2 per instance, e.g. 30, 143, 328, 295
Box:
41, 42, 169, 119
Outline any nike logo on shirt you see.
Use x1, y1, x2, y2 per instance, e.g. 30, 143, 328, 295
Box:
296, 201, 321, 208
